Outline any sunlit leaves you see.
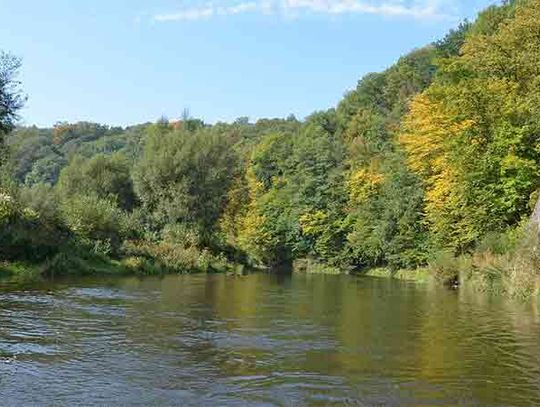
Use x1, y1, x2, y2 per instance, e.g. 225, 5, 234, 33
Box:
400, 0, 540, 250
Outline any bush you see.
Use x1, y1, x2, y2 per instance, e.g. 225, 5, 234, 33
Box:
60, 194, 130, 254
467, 250, 506, 295
42, 250, 92, 276
57, 154, 137, 211
41, 245, 127, 277
122, 240, 232, 274
427, 250, 461, 285
161, 223, 202, 248
0, 261, 42, 284
476, 230, 519, 255
121, 256, 164, 276
467, 227, 540, 299
503, 229, 540, 299
19, 183, 62, 226
0, 188, 69, 262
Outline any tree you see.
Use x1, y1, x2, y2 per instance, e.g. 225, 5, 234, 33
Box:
236, 112, 347, 266
133, 123, 237, 244
0, 53, 24, 135
0, 52, 25, 177
57, 153, 136, 211
401, 0, 540, 251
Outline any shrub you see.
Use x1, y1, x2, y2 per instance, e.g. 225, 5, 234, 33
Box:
0, 188, 69, 262
122, 240, 232, 274
60, 194, 130, 254
427, 250, 461, 285
19, 183, 62, 226
467, 227, 540, 299
0, 262, 42, 284
41, 245, 127, 277
57, 154, 137, 211
161, 223, 202, 248
503, 229, 540, 299
121, 256, 164, 276
467, 250, 507, 295
476, 230, 519, 255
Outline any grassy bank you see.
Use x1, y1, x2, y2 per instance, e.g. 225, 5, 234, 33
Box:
293, 245, 540, 303
292, 257, 431, 282
363, 267, 430, 283
0, 261, 43, 284
293, 258, 343, 275
0, 243, 246, 284
0, 255, 129, 284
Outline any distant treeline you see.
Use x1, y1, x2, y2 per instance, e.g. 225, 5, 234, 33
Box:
1, 0, 540, 297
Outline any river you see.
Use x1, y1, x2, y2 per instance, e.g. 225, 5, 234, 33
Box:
1, 273, 539, 406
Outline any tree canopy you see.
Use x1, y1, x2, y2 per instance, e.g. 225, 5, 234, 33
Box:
2, 0, 540, 286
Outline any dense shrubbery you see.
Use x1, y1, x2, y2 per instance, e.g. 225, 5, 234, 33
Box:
1, 0, 540, 299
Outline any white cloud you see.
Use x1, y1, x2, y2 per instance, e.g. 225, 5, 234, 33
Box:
153, 0, 455, 22
154, 2, 258, 21
227, 2, 259, 14
154, 6, 215, 21
282, 0, 444, 19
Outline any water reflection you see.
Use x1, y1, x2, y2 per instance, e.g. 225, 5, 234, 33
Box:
0, 273, 539, 406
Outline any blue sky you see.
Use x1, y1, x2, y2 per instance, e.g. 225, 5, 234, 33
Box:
0, 0, 498, 127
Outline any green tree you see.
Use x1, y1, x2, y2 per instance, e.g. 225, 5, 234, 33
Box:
0, 52, 25, 186
0, 53, 24, 137
57, 153, 136, 211
401, 0, 540, 251
60, 193, 129, 254
236, 112, 347, 266
133, 123, 237, 244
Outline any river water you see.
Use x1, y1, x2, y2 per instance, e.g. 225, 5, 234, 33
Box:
1, 273, 539, 406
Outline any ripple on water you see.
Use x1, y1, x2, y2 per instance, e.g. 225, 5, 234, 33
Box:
0, 274, 540, 406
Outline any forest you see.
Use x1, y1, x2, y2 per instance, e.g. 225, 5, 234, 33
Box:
1, 0, 540, 299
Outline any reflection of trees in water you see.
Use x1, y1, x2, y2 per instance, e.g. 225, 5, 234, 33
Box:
118, 274, 540, 404
415, 285, 540, 405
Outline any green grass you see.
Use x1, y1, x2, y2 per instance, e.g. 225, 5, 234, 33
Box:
293, 258, 344, 275
40, 250, 129, 277
0, 244, 241, 282
364, 267, 430, 283
0, 261, 43, 284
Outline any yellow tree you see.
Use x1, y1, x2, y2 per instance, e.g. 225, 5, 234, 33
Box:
400, 92, 475, 249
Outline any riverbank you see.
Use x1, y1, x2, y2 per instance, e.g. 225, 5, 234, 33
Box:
292, 258, 430, 282
363, 267, 431, 283
365, 266, 540, 304
293, 257, 540, 303
2, 252, 539, 305
0, 249, 244, 284
0, 257, 129, 284
292, 258, 432, 284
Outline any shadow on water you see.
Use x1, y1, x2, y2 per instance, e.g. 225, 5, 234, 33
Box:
268, 258, 294, 275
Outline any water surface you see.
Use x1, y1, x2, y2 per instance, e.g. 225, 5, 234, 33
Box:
1, 273, 540, 406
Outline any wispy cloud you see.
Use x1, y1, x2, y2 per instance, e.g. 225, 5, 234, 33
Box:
153, 0, 455, 22
154, 2, 258, 22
